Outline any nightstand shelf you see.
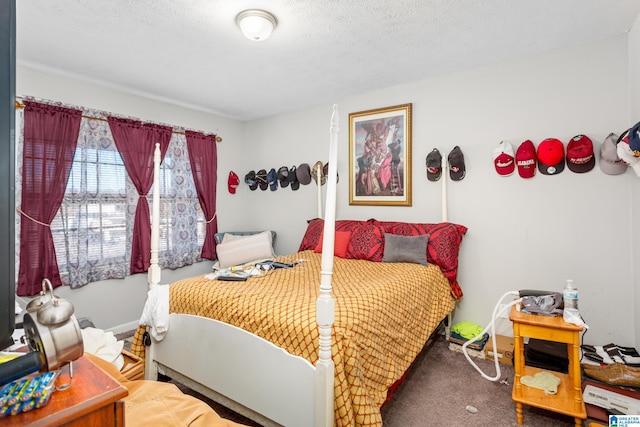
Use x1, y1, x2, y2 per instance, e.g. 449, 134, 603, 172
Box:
510, 307, 586, 427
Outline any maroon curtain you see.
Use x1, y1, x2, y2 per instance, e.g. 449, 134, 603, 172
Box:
17, 102, 82, 296
185, 131, 218, 260
107, 117, 172, 274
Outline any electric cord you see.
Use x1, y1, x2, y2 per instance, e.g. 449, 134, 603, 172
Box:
461, 291, 523, 382
463, 291, 590, 380
579, 319, 589, 364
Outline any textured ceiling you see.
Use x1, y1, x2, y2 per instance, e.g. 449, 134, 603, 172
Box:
16, 0, 640, 121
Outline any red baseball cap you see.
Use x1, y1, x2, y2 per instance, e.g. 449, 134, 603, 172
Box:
516, 140, 536, 179
493, 141, 515, 176
228, 171, 239, 194
566, 134, 595, 173
537, 138, 565, 175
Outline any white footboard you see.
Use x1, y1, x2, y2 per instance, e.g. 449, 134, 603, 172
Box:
144, 313, 316, 427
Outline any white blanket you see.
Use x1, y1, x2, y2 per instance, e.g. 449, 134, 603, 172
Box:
139, 284, 170, 341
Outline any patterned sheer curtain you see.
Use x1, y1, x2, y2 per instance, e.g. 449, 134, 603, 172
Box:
16, 103, 208, 290
52, 112, 131, 287
156, 132, 206, 269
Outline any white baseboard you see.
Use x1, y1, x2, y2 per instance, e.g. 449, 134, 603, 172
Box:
106, 320, 140, 335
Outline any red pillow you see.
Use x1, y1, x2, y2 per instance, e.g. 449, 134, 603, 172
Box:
314, 231, 352, 258
299, 218, 324, 251
298, 218, 365, 251
346, 224, 385, 262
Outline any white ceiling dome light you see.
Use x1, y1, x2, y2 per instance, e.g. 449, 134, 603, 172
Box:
236, 9, 278, 42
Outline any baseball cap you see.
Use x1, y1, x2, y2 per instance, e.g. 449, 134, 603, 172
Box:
244, 170, 258, 191
566, 135, 595, 173
537, 138, 565, 175
228, 171, 239, 194
425, 148, 442, 181
448, 146, 466, 181
493, 141, 515, 176
289, 165, 300, 190
311, 161, 326, 185
599, 133, 626, 175
256, 169, 268, 190
628, 120, 640, 157
276, 166, 289, 188
296, 163, 312, 185
322, 162, 339, 184
617, 134, 640, 177
516, 140, 536, 179
267, 168, 278, 191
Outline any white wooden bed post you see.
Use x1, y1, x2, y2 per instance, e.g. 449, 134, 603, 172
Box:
441, 156, 453, 339
145, 143, 162, 381
316, 104, 339, 426
441, 156, 448, 222
144, 109, 339, 426
316, 162, 324, 219
148, 142, 161, 290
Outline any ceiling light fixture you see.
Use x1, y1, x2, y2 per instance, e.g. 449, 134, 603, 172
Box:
236, 9, 278, 42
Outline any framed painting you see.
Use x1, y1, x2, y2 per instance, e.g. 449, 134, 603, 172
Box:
349, 103, 412, 206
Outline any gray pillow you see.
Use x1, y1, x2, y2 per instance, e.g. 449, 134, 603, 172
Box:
382, 233, 429, 266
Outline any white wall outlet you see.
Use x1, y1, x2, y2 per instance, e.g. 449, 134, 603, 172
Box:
497, 304, 510, 319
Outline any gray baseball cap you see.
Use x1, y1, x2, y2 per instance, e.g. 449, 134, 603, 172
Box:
599, 133, 627, 175
296, 163, 312, 185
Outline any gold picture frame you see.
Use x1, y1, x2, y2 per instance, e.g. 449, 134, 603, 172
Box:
349, 103, 412, 206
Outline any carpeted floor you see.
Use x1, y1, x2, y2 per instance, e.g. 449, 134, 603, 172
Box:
116, 331, 577, 426
380, 335, 575, 426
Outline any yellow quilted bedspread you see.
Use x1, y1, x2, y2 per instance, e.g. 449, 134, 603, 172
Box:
131, 250, 456, 427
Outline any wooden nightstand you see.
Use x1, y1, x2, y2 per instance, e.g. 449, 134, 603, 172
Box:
510, 306, 586, 427
4, 354, 128, 426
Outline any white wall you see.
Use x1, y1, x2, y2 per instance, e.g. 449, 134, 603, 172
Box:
17, 35, 637, 346
629, 14, 640, 348
244, 36, 634, 346
16, 66, 249, 332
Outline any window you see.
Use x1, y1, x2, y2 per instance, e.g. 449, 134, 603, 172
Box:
17, 110, 206, 289
52, 117, 130, 286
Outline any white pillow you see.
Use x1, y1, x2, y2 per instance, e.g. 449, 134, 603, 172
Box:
216, 230, 275, 268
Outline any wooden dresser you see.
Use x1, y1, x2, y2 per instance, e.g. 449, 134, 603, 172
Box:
4, 354, 128, 426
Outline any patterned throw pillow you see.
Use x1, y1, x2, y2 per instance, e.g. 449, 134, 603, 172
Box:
345, 224, 385, 262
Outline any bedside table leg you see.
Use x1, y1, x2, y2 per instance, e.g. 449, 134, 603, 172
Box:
574, 417, 583, 427
515, 402, 523, 425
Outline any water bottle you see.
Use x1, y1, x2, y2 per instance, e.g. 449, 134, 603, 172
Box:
562, 279, 579, 324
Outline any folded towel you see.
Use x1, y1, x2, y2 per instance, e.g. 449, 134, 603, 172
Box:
139, 284, 170, 341
451, 321, 483, 340
521, 371, 561, 394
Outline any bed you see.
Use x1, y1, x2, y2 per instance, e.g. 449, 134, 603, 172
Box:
130, 105, 467, 427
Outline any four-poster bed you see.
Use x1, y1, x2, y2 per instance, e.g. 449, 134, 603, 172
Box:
134, 105, 465, 427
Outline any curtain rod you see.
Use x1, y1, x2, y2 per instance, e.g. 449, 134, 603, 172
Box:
14, 99, 222, 142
